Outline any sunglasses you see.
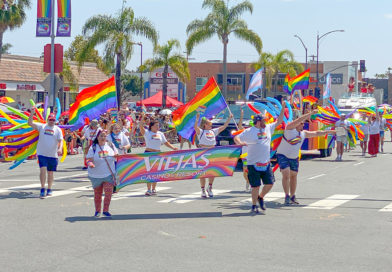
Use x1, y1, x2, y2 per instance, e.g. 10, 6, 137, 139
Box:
48, 119, 56, 121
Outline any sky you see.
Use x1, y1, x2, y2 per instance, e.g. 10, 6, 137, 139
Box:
4, 0, 392, 77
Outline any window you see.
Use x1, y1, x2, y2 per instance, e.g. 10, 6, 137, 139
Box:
196, 77, 208, 92
217, 74, 243, 86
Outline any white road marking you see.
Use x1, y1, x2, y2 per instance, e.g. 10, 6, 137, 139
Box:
308, 174, 326, 180
379, 203, 392, 212
304, 194, 359, 210
240, 192, 286, 204
50, 186, 92, 197
159, 189, 230, 204
0, 173, 87, 183
112, 187, 171, 201
354, 162, 364, 166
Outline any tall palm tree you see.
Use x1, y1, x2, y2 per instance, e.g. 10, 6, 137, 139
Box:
0, 0, 31, 59
141, 39, 190, 108
81, 7, 158, 108
186, 0, 262, 98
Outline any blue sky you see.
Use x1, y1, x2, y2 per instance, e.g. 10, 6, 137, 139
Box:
4, 0, 392, 77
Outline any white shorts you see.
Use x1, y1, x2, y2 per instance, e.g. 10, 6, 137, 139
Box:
336, 135, 347, 144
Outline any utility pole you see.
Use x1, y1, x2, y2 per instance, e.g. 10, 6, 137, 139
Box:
49, 0, 56, 110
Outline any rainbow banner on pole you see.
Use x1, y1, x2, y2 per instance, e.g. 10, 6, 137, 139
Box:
56, 0, 71, 36
116, 146, 241, 190
36, 0, 52, 37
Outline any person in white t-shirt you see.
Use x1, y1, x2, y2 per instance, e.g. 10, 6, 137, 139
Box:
28, 112, 63, 199
276, 109, 335, 205
81, 120, 101, 169
234, 104, 285, 214
107, 123, 130, 155
359, 114, 369, 156
379, 116, 387, 153
194, 112, 232, 198
334, 114, 349, 161
368, 111, 380, 157
86, 130, 118, 218
139, 114, 178, 196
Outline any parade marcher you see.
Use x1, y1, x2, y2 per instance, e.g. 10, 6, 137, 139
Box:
359, 114, 369, 156
360, 82, 368, 96
347, 77, 355, 95
368, 111, 380, 157
276, 110, 335, 205
81, 120, 101, 169
86, 130, 118, 217
234, 104, 285, 213
107, 123, 131, 155
139, 114, 178, 196
194, 112, 232, 198
28, 112, 63, 198
367, 84, 375, 96
334, 114, 349, 161
379, 114, 386, 153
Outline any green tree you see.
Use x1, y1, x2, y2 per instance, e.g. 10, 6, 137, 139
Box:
186, 0, 262, 98
121, 73, 143, 99
0, 42, 11, 54
141, 39, 189, 108
0, 0, 30, 59
81, 7, 158, 109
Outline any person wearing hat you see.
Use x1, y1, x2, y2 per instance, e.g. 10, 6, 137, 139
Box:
234, 103, 286, 214
28, 111, 63, 199
334, 114, 349, 161
81, 119, 101, 169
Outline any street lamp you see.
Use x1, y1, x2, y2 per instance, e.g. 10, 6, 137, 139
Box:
316, 29, 344, 88
294, 34, 308, 70
132, 42, 143, 100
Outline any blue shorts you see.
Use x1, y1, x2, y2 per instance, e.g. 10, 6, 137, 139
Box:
247, 164, 275, 188
277, 154, 299, 172
38, 155, 58, 172
380, 131, 385, 138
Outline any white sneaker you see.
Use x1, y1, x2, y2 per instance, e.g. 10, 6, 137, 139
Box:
145, 190, 152, 196
201, 189, 207, 198
206, 186, 213, 197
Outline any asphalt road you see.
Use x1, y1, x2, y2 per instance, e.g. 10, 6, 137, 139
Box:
0, 142, 391, 272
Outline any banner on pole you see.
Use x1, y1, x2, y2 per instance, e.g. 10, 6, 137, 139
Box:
116, 146, 242, 190
56, 0, 71, 36
36, 0, 52, 37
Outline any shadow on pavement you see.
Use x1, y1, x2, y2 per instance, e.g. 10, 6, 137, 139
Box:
65, 212, 223, 222
0, 191, 36, 200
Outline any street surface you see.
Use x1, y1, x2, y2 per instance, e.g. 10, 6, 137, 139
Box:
1, 143, 391, 272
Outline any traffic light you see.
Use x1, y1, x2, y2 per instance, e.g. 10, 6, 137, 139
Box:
360, 60, 366, 72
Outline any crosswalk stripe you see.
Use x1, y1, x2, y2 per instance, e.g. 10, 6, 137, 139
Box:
240, 192, 286, 204
379, 203, 392, 212
159, 189, 230, 204
112, 187, 171, 201
50, 186, 91, 197
303, 194, 359, 210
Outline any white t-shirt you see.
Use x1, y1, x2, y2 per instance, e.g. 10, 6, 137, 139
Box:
36, 124, 63, 158
198, 128, 220, 146
369, 120, 380, 135
84, 127, 101, 141
379, 118, 386, 132
335, 120, 349, 137
87, 143, 118, 178
360, 123, 369, 135
238, 123, 277, 165
107, 132, 130, 155
277, 129, 306, 159
144, 130, 167, 151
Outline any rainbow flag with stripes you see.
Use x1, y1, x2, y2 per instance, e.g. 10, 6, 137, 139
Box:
283, 69, 310, 95
172, 77, 228, 140
69, 76, 117, 129
36, 0, 52, 37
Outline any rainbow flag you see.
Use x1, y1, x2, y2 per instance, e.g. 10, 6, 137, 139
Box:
172, 77, 228, 140
283, 69, 310, 95
303, 96, 318, 105
69, 76, 116, 129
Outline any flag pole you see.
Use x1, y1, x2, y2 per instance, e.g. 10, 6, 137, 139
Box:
220, 89, 239, 130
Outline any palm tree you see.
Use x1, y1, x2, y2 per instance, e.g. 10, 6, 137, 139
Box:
0, 0, 30, 59
1, 42, 11, 54
81, 7, 158, 108
141, 39, 190, 108
186, 0, 262, 98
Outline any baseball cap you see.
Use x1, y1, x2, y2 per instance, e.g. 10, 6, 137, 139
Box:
48, 113, 56, 120
253, 114, 264, 122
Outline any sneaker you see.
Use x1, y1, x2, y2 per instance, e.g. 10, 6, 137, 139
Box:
290, 195, 299, 205
145, 190, 152, 196
258, 196, 266, 211
381, 148, 384, 153
201, 189, 207, 198
46, 189, 53, 197
206, 186, 213, 197
39, 188, 46, 199
102, 212, 112, 217
284, 195, 290, 206
82, 166, 88, 170
94, 211, 101, 217
251, 205, 260, 214
151, 189, 157, 195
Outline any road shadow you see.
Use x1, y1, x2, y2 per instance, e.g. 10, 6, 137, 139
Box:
65, 212, 223, 222
0, 191, 36, 200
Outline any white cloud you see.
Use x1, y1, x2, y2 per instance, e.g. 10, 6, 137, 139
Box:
385, 14, 392, 19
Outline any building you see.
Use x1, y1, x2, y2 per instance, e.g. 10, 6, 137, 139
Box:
0, 54, 108, 109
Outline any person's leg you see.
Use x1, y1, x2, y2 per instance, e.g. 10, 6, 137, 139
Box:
200, 178, 207, 197
364, 141, 368, 154
94, 184, 104, 213
47, 171, 54, 190
281, 168, 290, 196
39, 167, 47, 188
208, 177, 214, 187
375, 134, 380, 155
380, 132, 384, 152
289, 170, 298, 197
206, 177, 214, 197
152, 182, 157, 194
243, 167, 250, 190
102, 182, 114, 213
336, 141, 341, 158
180, 137, 184, 150
187, 140, 191, 149
251, 186, 260, 205
259, 184, 273, 199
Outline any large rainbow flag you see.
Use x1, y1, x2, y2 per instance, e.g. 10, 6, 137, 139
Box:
172, 77, 228, 140
69, 76, 116, 129
283, 69, 310, 95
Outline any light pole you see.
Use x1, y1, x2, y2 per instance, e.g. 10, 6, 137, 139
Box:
132, 42, 143, 100
294, 34, 308, 70
316, 29, 344, 88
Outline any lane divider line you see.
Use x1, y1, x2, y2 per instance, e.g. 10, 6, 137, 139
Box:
308, 174, 326, 180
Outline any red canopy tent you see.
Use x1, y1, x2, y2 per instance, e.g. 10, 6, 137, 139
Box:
136, 91, 183, 108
